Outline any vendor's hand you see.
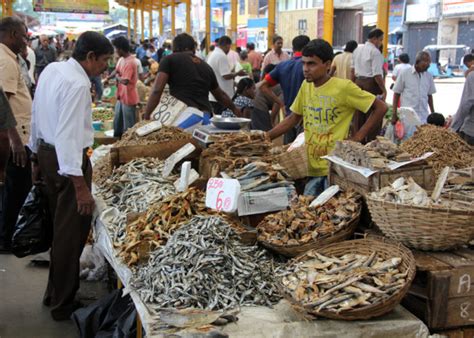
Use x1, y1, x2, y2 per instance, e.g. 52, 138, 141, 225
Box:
236, 69, 247, 77
11, 140, 27, 167
142, 113, 151, 120
381, 91, 387, 102
75, 185, 95, 216
391, 115, 398, 125
31, 162, 42, 184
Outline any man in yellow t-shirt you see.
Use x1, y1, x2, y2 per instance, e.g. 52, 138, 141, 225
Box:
268, 39, 387, 196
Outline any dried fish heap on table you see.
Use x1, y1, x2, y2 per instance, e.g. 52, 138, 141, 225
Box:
401, 124, 474, 174
200, 132, 274, 176
257, 191, 360, 246
92, 152, 113, 188
370, 177, 471, 209
132, 216, 281, 310
118, 187, 208, 266
279, 251, 407, 314
95, 158, 176, 245
332, 137, 411, 169
114, 121, 189, 147
221, 161, 294, 192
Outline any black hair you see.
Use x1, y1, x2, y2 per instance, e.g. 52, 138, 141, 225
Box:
463, 54, 474, 67
344, 40, 358, 53
368, 28, 384, 39
214, 38, 219, 44
209, 45, 215, 52
427, 113, 445, 127
246, 42, 255, 50
292, 35, 310, 52
263, 63, 276, 76
218, 35, 232, 47
273, 35, 283, 44
233, 78, 254, 100
173, 33, 195, 52
73, 31, 114, 61
112, 36, 131, 53
0, 16, 26, 34
240, 50, 248, 60
236, 46, 242, 54
399, 53, 410, 64
302, 39, 334, 63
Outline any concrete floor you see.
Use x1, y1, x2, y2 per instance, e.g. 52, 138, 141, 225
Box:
0, 254, 108, 338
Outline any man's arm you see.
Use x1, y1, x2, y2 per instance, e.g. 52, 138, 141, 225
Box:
210, 87, 241, 117
267, 113, 303, 140
329, 65, 337, 77
350, 68, 356, 82
270, 102, 281, 126
143, 72, 169, 120
351, 99, 387, 142
374, 74, 387, 100
392, 93, 401, 124
222, 69, 247, 80
428, 95, 435, 113
260, 80, 285, 110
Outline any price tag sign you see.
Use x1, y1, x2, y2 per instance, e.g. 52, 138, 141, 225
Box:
151, 93, 187, 126
205, 178, 240, 213
162, 143, 196, 178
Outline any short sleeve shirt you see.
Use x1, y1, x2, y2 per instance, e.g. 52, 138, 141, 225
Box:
159, 52, 219, 112
331, 52, 353, 80
116, 55, 139, 106
207, 47, 234, 101
291, 78, 375, 177
352, 42, 384, 77
222, 95, 253, 117
0, 43, 32, 144
0, 87, 17, 131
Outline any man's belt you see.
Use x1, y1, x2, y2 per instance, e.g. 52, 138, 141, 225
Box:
38, 139, 55, 149
356, 76, 374, 80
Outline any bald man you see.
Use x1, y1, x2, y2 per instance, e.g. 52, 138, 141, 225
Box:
35, 34, 56, 80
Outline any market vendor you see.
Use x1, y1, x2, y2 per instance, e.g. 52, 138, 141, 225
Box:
29, 31, 114, 321
267, 39, 387, 196
143, 33, 240, 120
0, 87, 16, 185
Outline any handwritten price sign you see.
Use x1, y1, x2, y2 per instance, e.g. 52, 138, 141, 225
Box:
205, 178, 240, 213
151, 93, 187, 126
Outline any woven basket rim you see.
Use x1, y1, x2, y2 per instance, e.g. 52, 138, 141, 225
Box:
280, 237, 416, 320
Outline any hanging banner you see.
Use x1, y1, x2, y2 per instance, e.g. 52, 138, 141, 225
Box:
33, 0, 109, 14
442, 0, 474, 16
388, 0, 407, 34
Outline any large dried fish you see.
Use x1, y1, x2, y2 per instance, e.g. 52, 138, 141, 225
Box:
257, 191, 360, 246
132, 216, 281, 311
278, 251, 407, 314
115, 121, 190, 147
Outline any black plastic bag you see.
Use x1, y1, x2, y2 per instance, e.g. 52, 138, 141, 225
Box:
72, 289, 138, 338
11, 185, 52, 258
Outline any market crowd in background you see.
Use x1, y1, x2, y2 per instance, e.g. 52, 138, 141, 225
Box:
0, 14, 473, 321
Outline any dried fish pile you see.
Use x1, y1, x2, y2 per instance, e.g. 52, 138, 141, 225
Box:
114, 121, 189, 147
201, 132, 273, 175
118, 188, 208, 266
257, 191, 360, 246
279, 251, 407, 314
401, 125, 474, 174
370, 177, 470, 209
332, 137, 411, 169
221, 161, 294, 192
92, 152, 113, 188
132, 216, 281, 310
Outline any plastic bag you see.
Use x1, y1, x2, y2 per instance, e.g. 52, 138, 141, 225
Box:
11, 185, 53, 258
80, 244, 107, 281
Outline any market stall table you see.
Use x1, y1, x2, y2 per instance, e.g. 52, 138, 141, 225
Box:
92, 195, 430, 338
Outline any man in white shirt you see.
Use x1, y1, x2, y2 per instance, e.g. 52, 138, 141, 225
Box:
207, 35, 246, 115
392, 53, 411, 82
350, 28, 386, 142
29, 31, 113, 321
392, 51, 436, 124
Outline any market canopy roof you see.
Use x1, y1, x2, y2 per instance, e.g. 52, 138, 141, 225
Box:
116, 0, 185, 10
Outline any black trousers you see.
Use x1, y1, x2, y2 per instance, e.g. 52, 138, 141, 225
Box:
0, 147, 32, 248
38, 144, 92, 319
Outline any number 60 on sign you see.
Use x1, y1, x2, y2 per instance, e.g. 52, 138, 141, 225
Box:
205, 178, 240, 213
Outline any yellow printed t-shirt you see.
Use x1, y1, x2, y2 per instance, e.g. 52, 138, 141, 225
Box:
290, 77, 375, 177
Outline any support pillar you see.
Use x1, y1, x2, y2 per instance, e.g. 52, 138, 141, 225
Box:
206, 0, 211, 53
140, 1, 145, 41
127, 6, 131, 39
323, 0, 334, 45
267, 0, 275, 51
159, 0, 163, 36
231, 0, 237, 48
171, 0, 176, 37
186, 0, 191, 34
377, 0, 389, 57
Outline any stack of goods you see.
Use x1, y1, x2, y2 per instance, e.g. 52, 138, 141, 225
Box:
92, 107, 114, 122
114, 121, 189, 147
332, 137, 411, 169
279, 250, 409, 316
92, 152, 113, 187
401, 124, 474, 174
117, 188, 207, 266
222, 161, 294, 192
132, 216, 281, 310
200, 132, 273, 176
257, 191, 360, 256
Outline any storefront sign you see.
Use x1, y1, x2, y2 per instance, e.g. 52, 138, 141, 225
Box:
443, 0, 474, 16
33, 0, 109, 14
389, 0, 407, 34
205, 178, 240, 213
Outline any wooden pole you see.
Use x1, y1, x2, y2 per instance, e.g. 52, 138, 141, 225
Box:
171, 0, 176, 37
377, 0, 389, 57
323, 0, 334, 45
159, 0, 163, 36
149, 9, 153, 39
140, 1, 145, 41
267, 0, 275, 52
133, 2, 138, 43
127, 6, 131, 39
231, 0, 237, 48
206, 0, 210, 54
186, 0, 191, 34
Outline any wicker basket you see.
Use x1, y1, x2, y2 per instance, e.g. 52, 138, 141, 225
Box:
258, 207, 361, 258
275, 145, 308, 180
280, 237, 416, 321
366, 196, 474, 251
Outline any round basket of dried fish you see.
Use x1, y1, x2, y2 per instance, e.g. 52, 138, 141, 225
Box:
278, 236, 416, 320
367, 189, 474, 251
256, 191, 361, 258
